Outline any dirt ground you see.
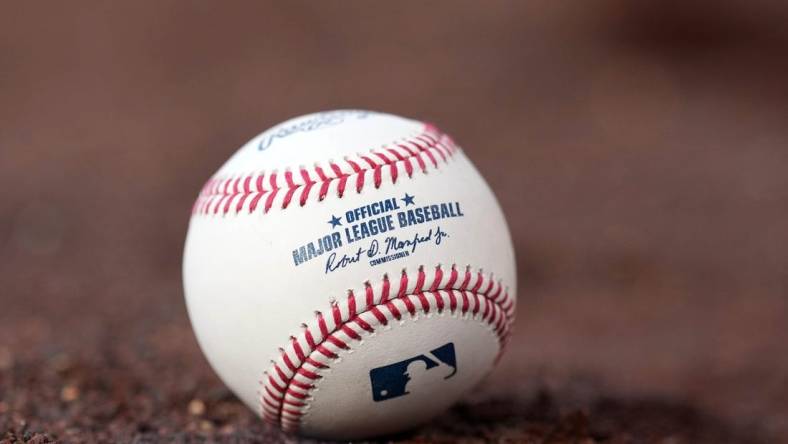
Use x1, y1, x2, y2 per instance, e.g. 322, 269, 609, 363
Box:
1, 2, 786, 443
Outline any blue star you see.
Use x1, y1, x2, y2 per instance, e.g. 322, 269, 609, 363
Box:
328, 214, 342, 228
402, 193, 415, 206
328, 215, 342, 228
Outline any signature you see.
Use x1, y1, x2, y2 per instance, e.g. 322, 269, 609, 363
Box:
384, 226, 447, 255
325, 243, 376, 273
258, 110, 370, 150
325, 226, 448, 274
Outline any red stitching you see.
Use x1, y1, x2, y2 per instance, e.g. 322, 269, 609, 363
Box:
259, 264, 514, 433
191, 127, 458, 216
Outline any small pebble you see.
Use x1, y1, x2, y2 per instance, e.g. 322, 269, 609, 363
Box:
60, 384, 80, 402
219, 424, 236, 434
188, 399, 206, 416
0, 347, 12, 370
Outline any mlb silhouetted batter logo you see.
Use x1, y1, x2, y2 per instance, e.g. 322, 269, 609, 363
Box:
369, 342, 457, 402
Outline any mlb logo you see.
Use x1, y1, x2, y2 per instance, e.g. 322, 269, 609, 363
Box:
369, 342, 457, 402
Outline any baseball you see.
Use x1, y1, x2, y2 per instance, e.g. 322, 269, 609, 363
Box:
182, 110, 516, 439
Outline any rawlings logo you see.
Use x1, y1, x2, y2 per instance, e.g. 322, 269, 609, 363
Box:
258, 110, 371, 151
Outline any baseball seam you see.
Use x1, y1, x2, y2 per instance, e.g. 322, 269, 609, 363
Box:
258, 264, 515, 433
192, 126, 458, 216
298, 308, 502, 430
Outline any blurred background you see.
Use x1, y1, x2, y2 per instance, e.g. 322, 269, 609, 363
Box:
1, 1, 786, 442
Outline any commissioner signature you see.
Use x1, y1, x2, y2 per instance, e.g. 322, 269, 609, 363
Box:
325, 226, 448, 274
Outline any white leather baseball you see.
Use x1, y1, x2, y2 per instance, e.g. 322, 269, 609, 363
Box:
183, 110, 516, 440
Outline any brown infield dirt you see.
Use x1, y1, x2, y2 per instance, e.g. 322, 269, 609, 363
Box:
1, 2, 786, 443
